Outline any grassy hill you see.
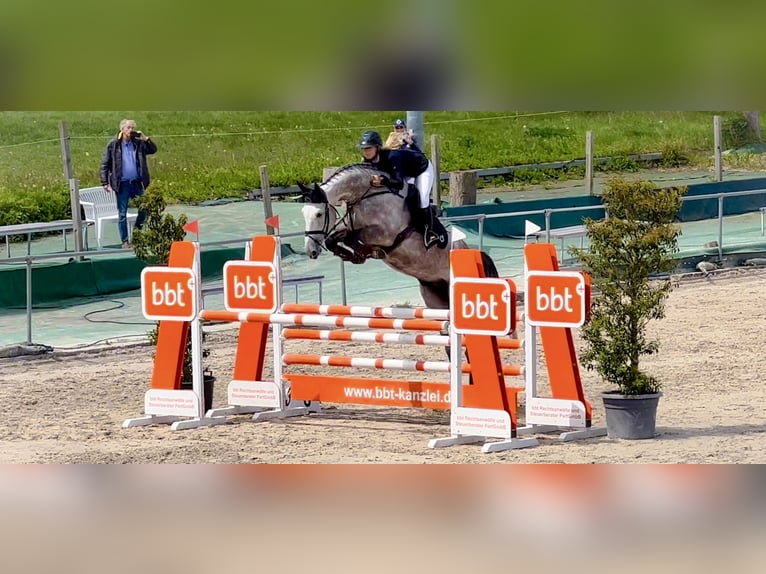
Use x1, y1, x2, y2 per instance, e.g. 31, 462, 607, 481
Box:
0, 111, 760, 226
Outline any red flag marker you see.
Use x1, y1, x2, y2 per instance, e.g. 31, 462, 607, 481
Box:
183, 219, 200, 242
183, 220, 199, 234
265, 215, 280, 229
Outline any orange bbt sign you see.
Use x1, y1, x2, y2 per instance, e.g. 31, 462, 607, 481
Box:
141, 267, 198, 322
525, 271, 588, 327
223, 261, 278, 313
450, 278, 514, 335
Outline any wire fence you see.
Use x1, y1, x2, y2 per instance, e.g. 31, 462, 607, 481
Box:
0, 111, 569, 150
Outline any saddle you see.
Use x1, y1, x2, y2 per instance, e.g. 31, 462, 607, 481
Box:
329, 182, 447, 262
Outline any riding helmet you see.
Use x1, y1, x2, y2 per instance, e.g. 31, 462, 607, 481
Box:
358, 130, 383, 148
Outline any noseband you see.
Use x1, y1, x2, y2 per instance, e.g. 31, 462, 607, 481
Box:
304, 201, 346, 254
305, 179, 414, 262
305, 183, 396, 243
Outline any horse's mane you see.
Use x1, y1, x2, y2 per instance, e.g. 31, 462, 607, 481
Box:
321, 163, 386, 187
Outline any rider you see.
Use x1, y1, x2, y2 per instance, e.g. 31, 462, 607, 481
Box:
357, 130, 447, 249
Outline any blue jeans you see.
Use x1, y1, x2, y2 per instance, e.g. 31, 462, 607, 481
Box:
116, 180, 147, 243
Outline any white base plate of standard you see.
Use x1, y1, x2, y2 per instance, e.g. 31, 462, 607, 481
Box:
451, 407, 512, 439
526, 397, 586, 428
144, 389, 199, 418
227, 380, 282, 409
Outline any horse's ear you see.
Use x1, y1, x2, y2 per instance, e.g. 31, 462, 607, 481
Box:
310, 183, 328, 204
297, 182, 314, 202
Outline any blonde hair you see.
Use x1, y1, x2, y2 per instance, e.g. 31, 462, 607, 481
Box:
384, 131, 405, 150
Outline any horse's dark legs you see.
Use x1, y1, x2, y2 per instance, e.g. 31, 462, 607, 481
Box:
418, 279, 450, 311
417, 279, 451, 355
418, 279, 473, 383
480, 250, 499, 278
419, 252, 500, 381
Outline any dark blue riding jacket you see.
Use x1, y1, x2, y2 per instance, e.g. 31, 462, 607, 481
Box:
364, 148, 429, 192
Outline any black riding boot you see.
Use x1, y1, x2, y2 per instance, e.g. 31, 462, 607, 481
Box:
421, 206, 448, 249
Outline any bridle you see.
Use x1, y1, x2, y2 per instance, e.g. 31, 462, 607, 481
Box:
305, 184, 405, 247
304, 201, 346, 255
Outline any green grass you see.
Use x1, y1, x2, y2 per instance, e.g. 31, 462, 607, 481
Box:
0, 111, 759, 226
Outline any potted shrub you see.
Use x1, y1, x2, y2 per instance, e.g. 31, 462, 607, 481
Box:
570, 178, 686, 439
132, 188, 214, 411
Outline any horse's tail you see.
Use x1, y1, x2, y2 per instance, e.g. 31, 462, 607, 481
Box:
480, 251, 499, 278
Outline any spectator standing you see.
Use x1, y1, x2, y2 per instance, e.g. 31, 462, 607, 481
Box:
384, 118, 420, 151
99, 119, 157, 248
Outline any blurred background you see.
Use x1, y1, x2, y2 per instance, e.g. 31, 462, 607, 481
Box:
0, 465, 764, 573
1, 1, 765, 110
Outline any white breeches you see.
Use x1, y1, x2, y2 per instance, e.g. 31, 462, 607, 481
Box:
406, 160, 435, 208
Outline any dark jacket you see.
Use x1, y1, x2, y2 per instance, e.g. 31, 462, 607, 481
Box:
401, 139, 422, 153
99, 134, 157, 191
364, 147, 429, 191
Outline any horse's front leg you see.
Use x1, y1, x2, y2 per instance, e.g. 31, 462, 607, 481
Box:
327, 229, 370, 264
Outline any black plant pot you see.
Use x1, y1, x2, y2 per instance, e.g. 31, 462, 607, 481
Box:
602, 391, 662, 439
180, 373, 216, 414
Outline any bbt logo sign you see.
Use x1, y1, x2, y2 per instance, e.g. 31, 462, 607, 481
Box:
141, 267, 198, 321
450, 278, 514, 336
525, 271, 588, 327
223, 261, 278, 313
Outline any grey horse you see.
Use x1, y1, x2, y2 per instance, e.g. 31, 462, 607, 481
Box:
299, 163, 498, 310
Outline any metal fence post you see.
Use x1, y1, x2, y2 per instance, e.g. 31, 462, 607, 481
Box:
339, 259, 347, 305
714, 116, 723, 182
544, 209, 552, 242
260, 165, 274, 236
718, 194, 724, 260
26, 257, 33, 344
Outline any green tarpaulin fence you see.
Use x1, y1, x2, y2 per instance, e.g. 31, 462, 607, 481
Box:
0, 244, 296, 309
445, 177, 766, 238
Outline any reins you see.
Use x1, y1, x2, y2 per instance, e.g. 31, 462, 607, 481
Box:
304, 167, 416, 258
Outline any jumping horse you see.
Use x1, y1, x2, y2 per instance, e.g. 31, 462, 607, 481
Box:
299, 163, 499, 311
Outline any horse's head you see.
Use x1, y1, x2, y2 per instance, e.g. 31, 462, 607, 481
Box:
298, 164, 400, 259
299, 182, 336, 259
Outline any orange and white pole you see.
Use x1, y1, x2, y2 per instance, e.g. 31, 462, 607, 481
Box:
282, 353, 522, 375
281, 328, 522, 349
281, 303, 449, 320
200, 310, 448, 332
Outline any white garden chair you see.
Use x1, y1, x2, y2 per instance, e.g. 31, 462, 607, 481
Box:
79, 186, 138, 248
